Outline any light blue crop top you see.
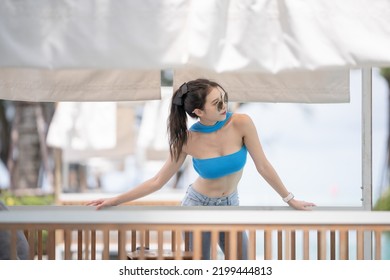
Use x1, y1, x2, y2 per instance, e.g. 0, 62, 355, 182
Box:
189, 112, 248, 179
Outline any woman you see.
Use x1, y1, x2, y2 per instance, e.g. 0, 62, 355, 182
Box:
87, 78, 315, 259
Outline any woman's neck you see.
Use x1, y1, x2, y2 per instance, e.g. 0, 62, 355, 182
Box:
189, 112, 233, 134
199, 118, 217, 126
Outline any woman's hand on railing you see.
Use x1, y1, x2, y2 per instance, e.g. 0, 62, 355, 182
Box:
86, 197, 118, 210
288, 199, 316, 210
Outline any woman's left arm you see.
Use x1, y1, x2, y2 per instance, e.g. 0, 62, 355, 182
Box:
238, 114, 315, 210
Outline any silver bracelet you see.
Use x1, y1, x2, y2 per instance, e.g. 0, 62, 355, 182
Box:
283, 192, 294, 203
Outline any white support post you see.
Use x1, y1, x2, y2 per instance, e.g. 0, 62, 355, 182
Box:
361, 68, 373, 260
362, 68, 373, 210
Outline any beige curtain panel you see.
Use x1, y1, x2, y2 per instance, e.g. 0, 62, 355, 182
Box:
173, 68, 350, 103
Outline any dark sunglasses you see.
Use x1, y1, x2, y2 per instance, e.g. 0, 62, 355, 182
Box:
216, 92, 229, 112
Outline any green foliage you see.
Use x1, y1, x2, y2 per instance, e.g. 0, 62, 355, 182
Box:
374, 189, 390, 211
0, 190, 53, 256
0, 190, 54, 206
380, 68, 390, 81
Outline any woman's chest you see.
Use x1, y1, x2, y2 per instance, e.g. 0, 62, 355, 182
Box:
186, 129, 243, 159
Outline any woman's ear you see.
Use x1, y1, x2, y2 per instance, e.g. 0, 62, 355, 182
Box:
192, 108, 203, 118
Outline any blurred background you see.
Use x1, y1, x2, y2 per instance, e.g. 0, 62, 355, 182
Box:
1, 68, 390, 209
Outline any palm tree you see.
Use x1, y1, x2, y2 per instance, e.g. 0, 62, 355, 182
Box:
3, 101, 55, 195
0, 101, 11, 166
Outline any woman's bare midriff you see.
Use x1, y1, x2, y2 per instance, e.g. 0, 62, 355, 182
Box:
191, 169, 243, 198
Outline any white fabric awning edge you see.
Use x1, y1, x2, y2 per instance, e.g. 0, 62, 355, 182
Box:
0, 68, 161, 102
174, 68, 350, 103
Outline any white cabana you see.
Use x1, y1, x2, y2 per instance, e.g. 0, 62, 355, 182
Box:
1, 0, 389, 260
1, 0, 390, 212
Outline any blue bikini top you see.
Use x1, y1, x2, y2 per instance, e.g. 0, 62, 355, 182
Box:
189, 112, 248, 179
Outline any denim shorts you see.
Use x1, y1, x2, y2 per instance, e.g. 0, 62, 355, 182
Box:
181, 185, 240, 206
180, 185, 247, 259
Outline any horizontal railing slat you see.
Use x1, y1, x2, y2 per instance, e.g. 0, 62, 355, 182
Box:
1, 206, 389, 225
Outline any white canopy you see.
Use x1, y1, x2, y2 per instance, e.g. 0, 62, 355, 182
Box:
1, 0, 390, 102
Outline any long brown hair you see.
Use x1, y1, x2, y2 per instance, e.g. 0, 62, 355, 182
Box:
168, 78, 228, 161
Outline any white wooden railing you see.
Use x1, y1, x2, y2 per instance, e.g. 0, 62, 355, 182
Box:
0, 206, 389, 260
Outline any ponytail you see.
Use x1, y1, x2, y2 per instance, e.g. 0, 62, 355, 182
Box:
168, 98, 188, 161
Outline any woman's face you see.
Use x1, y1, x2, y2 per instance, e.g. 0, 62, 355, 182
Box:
199, 87, 228, 124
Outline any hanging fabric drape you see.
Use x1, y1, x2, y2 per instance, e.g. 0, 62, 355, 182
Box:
1, 0, 390, 102
173, 68, 350, 103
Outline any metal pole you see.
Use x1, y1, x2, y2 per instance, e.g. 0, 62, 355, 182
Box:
362, 68, 373, 259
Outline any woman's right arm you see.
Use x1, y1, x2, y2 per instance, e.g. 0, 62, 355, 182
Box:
87, 152, 187, 209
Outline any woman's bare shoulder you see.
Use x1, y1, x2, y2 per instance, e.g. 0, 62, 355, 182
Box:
232, 112, 253, 126
231, 113, 258, 138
